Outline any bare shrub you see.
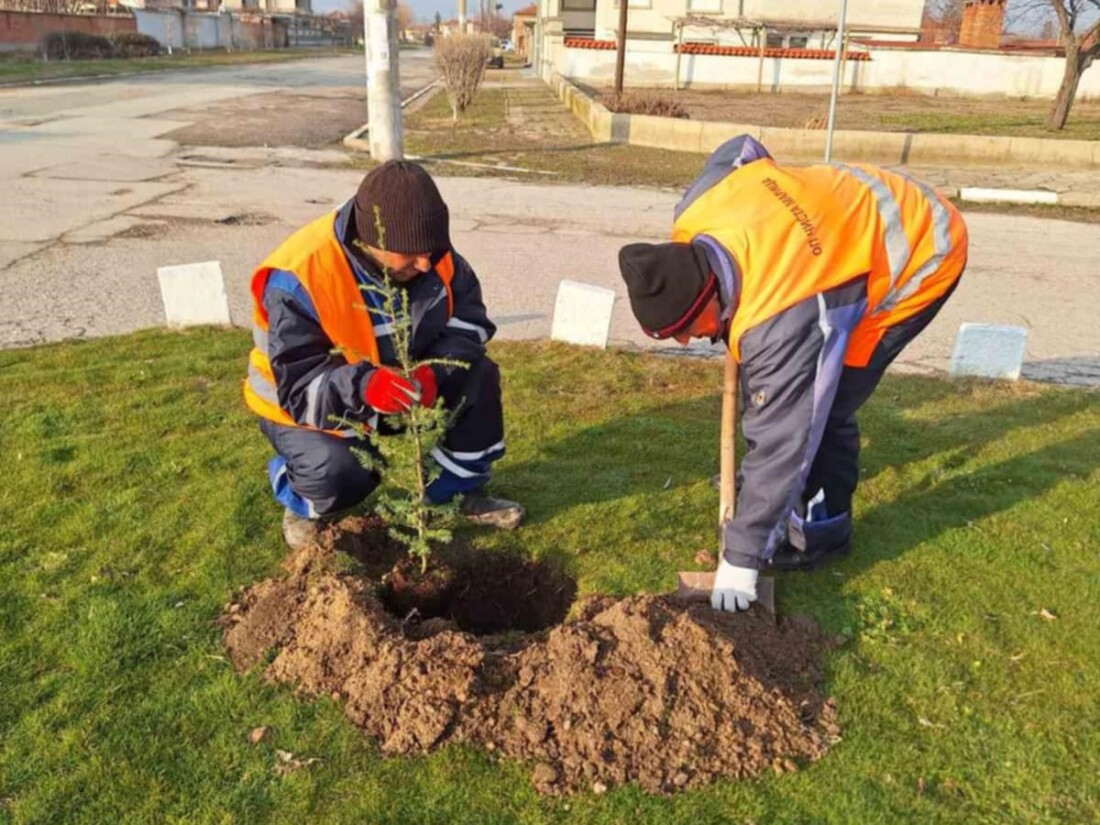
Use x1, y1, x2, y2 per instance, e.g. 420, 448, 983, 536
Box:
433, 33, 490, 122
109, 33, 162, 59
40, 31, 112, 61
601, 92, 691, 120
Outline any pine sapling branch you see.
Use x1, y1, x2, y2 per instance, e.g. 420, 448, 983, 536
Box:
340, 207, 469, 574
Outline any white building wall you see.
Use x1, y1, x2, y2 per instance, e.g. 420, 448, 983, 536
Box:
740, 0, 923, 32
552, 40, 1100, 100
594, 0, 923, 42
594, 0, 679, 42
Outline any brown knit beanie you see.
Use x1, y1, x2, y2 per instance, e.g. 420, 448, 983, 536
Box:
353, 161, 451, 254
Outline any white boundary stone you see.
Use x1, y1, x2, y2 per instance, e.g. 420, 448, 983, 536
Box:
551, 280, 616, 349
949, 323, 1028, 380
156, 260, 231, 328
958, 187, 1059, 205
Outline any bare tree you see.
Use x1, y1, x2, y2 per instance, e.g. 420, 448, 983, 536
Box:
470, 1, 509, 38
348, 0, 364, 42
924, 0, 968, 43
1015, 0, 1100, 129
1, 0, 111, 11
395, 1, 413, 40
476, 9, 511, 39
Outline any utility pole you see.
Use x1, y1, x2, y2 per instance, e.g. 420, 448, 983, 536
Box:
364, 0, 404, 161
614, 0, 629, 95
458, 0, 467, 33
823, 0, 849, 163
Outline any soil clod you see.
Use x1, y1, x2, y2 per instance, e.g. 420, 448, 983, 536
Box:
223, 516, 838, 795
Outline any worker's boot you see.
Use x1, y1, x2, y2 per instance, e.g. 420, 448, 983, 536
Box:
460, 492, 525, 530
282, 509, 325, 552
770, 509, 852, 572
769, 539, 849, 572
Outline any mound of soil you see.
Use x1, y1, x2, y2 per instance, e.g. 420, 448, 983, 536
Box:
222, 517, 839, 795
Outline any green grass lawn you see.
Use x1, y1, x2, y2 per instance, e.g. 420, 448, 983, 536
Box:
1, 329, 1097, 823
0, 48, 357, 84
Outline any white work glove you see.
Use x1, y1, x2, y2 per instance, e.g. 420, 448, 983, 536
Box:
711, 557, 759, 613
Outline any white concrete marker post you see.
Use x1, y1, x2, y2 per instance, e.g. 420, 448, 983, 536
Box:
949, 323, 1028, 380
551, 280, 617, 349
157, 261, 232, 328
958, 187, 1059, 206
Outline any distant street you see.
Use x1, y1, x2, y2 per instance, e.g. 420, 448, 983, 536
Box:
0, 51, 1097, 385
0, 52, 437, 119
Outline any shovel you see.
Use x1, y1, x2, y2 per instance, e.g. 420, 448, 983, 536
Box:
675, 353, 777, 617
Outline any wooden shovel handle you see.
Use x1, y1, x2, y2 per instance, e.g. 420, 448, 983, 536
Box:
719, 353, 738, 525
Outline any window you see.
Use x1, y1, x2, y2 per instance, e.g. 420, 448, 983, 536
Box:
765, 32, 783, 48
789, 35, 808, 48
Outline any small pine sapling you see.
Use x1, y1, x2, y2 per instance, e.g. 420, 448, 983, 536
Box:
344, 208, 468, 573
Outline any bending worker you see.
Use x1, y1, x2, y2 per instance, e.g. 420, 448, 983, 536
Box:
244, 161, 524, 551
618, 136, 968, 613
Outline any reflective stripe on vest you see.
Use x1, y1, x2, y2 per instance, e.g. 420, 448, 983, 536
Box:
831, 162, 910, 296
878, 177, 951, 312
672, 159, 963, 362
243, 210, 456, 432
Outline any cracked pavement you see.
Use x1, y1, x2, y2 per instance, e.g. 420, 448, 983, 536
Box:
0, 54, 1097, 384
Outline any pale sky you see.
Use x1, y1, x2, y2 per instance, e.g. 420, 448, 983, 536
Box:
313, 0, 531, 21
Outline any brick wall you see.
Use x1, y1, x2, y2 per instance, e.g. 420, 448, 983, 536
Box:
0, 11, 136, 51
959, 0, 1004, 50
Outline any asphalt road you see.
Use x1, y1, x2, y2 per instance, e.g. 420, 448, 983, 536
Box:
0, 52, 437, 119
1, 52, 1097, 385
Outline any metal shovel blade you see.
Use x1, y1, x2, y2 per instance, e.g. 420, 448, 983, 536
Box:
674, 571, 777, 618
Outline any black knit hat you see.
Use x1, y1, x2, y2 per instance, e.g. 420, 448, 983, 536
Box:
353, 161, 451, 254
618, 242, 715, 339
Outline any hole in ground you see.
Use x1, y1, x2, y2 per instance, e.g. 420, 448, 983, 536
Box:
380, 549, 576, 636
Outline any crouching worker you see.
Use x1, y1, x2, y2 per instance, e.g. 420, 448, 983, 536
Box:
618, 136, 968, 612
244, 161, 524, 551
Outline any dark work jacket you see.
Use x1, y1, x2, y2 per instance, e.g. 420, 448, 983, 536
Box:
263, 199, 495, 432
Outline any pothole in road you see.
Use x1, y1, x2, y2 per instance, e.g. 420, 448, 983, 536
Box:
214, 211, 277, 227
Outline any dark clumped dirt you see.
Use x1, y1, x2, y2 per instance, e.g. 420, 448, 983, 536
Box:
382, 550, 576, 636
222, 516, 839, 795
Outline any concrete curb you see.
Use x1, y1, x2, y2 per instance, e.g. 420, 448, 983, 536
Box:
951, 188, 1099, 207
547, 74, 1100, 173
343, 79, 442, 153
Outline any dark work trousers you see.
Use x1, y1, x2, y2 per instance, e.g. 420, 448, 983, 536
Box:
260, 356, 505, 518
801, 278, 961, 520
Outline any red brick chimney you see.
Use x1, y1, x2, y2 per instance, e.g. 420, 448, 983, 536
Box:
959, 0, 1005, 49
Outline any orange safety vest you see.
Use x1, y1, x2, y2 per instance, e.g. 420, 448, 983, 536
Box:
672, 158, 968, 366
243, 211, 456, 432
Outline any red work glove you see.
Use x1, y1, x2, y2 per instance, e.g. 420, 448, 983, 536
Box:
363, 367, 420, 415
411, 364, 438, 409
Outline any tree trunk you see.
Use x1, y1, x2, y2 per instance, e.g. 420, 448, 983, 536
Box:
1047, 41, 1081, 131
